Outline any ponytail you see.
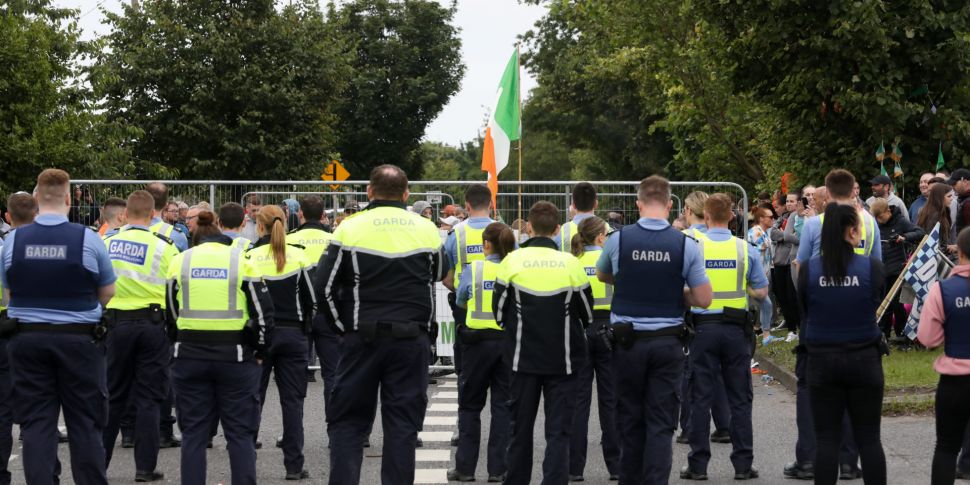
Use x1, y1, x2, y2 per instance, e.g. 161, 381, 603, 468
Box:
482, 222, 516, 260
571, 216, 608, 258
257, 205, 288, 273
819, 204, 859, 281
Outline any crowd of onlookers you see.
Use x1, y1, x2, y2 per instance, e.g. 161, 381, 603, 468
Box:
731, 168, 970, 344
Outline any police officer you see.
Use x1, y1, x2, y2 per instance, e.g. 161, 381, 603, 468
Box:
678, 191, 732, 445
797, 203, 887, 485
0, 169, 117, 484
556, 182, 598, 252
568, 216, 620, 481
100, 191, 179, 482
789, 169, 881, 480
0, 192, 36, 485
596, 175, 712, 484
680, 193, 768, 481
919, 227, 970, 484
144, 182, 188, 252
286, 196, 336, 408
316, 165, 447, 485
165, 210, 275, 485
219, 202, 254, 251
493, 201, 593, 485
248, 205, 314, 480
447, 222, 516, 483
443, 184, 497, 377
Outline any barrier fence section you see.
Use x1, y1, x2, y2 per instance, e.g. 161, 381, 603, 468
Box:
71, 179, 748, 363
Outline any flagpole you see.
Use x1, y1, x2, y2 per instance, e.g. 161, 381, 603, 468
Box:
515, 44, 523, 225
875, 230, 932, 322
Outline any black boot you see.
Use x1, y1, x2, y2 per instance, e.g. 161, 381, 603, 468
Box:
121, 428, 135, 448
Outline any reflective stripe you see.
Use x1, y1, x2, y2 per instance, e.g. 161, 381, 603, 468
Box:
338, 244, 439, 259
710, 238, 746, 300
594, 284, 613, 307
470, 261, 494, 320
512, 287, 524, 372
150, 237, 167, 277
351, 251, 361, 332
564, 288, 572, 374
114, 268, 167, 286
457, 225, 468, 267
180, 309, 244, 319
514, 283, 590, 297
325, 250, 345, 332
260, 267, 303, 281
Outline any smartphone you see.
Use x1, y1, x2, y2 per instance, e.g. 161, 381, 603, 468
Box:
800, 197, 809, 207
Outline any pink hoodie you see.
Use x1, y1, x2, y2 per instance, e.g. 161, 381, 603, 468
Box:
918, 264, 970, 375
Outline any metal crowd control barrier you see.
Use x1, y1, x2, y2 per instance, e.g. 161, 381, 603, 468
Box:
71, 179, 748, 374
239, 191, 457, 216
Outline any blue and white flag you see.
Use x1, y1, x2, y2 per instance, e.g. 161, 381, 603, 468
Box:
903, 223, 941, 339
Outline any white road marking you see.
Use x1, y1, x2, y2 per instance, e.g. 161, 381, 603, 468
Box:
414, 468, 449, 483
440, 381, 457, 388
418, 431, 454, 442
415, 449, 451, 462
433, 391, 459, 399
427, 403, 459, 412
424, 416, 457, 426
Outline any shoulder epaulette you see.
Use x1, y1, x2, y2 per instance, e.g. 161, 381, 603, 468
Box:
683, 233, 698, 243
287, 243, 306, 250
172, 226, 184, 234
287, 227, 301, 235
154, 232, 175, 245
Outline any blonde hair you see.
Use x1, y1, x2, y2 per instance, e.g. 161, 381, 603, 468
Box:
869, 198, 890, 219
684, 191, 709, 217
256, 205, 287, 273
571, 216, 608, 258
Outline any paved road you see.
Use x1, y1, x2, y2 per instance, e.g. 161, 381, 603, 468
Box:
10, 370, 938, 483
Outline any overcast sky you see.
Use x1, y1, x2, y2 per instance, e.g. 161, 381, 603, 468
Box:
58, 0, 547, 147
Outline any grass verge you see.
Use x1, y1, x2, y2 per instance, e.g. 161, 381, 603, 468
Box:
756, 340, 940, 416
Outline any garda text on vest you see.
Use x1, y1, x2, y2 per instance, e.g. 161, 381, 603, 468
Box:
956, 297, 970, 308
191, 268, 228, 279
372, 217, 415, 230
818, 276, 860, 287
25, 245, 67, 260
108, 240, 148, 265
523, 258, 566, 269
630, 250, 671, 262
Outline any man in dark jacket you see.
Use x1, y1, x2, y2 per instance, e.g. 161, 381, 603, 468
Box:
872, 199, 925, 339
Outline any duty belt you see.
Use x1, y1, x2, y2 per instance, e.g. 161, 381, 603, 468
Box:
105, 307, 163, 322
19, 323, 98, 335
692, 314, 727, 325
632, 325, 686, 340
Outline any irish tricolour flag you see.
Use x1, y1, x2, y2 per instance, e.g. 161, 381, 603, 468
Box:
481, 49, 521, 208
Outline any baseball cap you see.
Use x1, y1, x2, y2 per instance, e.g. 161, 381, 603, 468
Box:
869, 174, 892, 186
441, 204, 459, 217
439, 216, 461, 226
946, 168, 970, 185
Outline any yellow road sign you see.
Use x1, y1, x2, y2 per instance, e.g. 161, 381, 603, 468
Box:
321, 160, 350, 190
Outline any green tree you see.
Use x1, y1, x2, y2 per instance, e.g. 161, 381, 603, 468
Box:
522, 0, 970, 192
92, 0, 350, 180
330, 0, 464, 178
0, 0, 133, 195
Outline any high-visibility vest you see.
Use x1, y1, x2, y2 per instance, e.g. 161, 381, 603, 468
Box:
579, 249, 611, 310
150, 220, 177, 240
454, 224, 486, 282
167, 242, 257, 331
695, 232, 749, 311
105, 226, 179, 310
246, 242, 311, 323
560, 220, 579, 252
286, 227, 333, 269
466, 260, 501, 331
818, 212, 874, 256
231, 236, 252, 251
